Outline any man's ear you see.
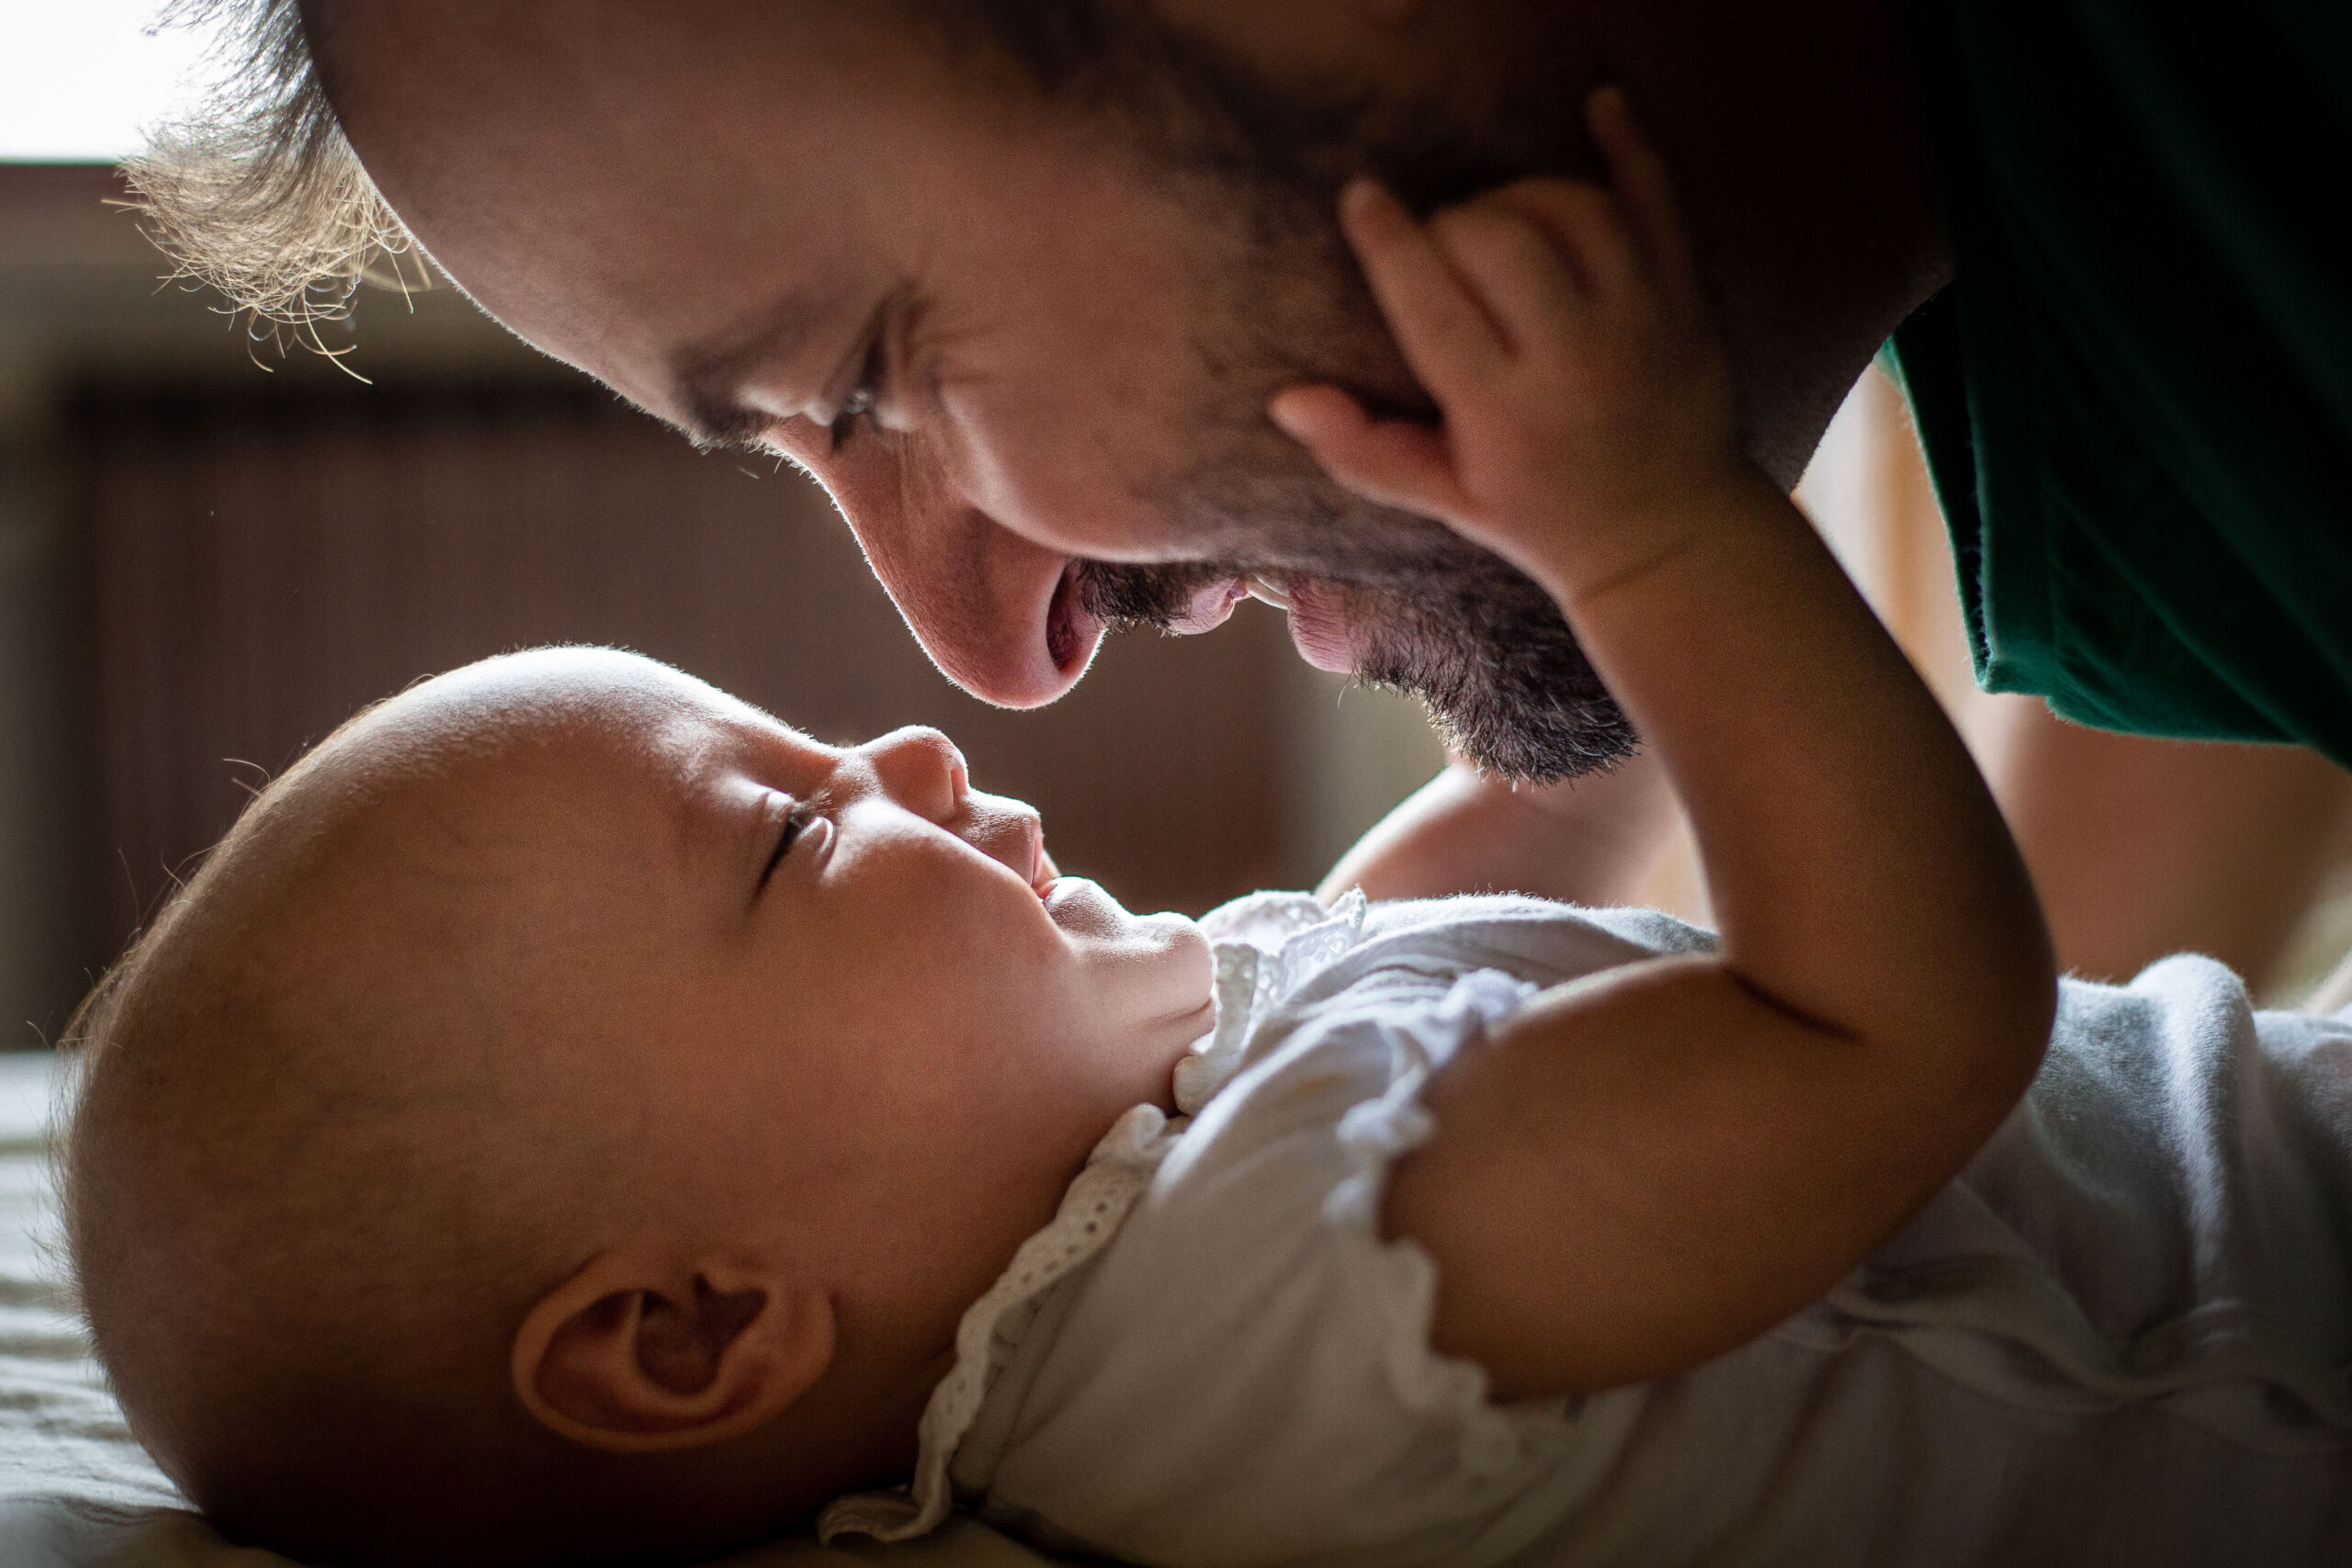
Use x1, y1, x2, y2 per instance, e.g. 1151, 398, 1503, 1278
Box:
511, 1248, 835, 1454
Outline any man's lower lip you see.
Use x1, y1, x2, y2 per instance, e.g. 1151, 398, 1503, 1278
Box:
1282, 579, 1357, 673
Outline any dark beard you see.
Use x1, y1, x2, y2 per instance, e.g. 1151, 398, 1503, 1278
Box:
1080, 534, 1637, 784
1083, 551, 1633, 784
956, 0, 1639, 781
1344, 569, 1638, 784
1073, 230, 1642, 782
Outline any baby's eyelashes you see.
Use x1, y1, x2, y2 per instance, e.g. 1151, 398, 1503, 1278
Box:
759, 793, 831, 892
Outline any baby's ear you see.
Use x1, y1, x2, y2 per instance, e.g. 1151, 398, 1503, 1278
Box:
512, 1248, 834, 1453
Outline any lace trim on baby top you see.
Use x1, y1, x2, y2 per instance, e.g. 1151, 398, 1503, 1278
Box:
815, 1104, 1179, 1544
1179, 889, 1366, 1111
819, 892, 1371, 1545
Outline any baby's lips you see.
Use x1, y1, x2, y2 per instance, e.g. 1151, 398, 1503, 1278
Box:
1002, 808, 1047, 892
954, 792, 1051, 890
1029, 825, 1059, 897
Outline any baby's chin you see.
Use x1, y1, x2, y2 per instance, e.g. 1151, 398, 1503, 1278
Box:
1044, 879, 1214, 1019
1041, 875, 1186, 944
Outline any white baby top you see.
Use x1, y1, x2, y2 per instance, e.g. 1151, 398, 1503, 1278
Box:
824, 893, 2352, 1567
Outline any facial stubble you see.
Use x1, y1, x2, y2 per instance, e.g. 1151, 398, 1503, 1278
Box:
1052, 4, 1640, 783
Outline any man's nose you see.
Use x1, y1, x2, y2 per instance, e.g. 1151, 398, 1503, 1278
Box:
860, 727, 967, 823
820, 438, 1098, 708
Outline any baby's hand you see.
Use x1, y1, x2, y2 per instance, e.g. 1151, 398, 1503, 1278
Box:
1272, 89, 1747, 608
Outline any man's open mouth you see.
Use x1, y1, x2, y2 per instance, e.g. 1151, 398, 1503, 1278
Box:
1074, 561, 1360, 673
1046, 564, 1106, 674
1166, 576, 1251, 636
1073, 553, 1635, 782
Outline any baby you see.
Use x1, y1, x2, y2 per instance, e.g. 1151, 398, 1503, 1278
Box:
64, 94, 2348, 1568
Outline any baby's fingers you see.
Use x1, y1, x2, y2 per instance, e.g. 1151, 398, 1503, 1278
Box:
1428, 198, 1596, 355
1339, 181, 1508, 405
1270, 385, 1471, 523
1588, 87, 1703, 313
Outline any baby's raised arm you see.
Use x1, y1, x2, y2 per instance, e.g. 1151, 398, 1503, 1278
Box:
1272, 91, 2055, 1397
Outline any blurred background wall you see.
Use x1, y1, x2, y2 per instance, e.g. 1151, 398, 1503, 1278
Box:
0, 161, 1446, 1047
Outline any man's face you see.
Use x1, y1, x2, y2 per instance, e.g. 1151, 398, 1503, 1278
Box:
325, 0, 1633, 778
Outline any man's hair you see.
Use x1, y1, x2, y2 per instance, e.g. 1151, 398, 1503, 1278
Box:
126, 0, 1439, 326
130, 1, 413, 340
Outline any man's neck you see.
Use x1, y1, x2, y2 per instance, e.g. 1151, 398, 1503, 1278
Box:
1587, 0, 1950, 485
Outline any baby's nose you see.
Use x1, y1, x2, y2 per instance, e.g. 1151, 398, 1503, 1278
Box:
862, 727, 967, 821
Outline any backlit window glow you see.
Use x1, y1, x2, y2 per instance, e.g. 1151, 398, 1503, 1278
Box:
0, 1, 211, 163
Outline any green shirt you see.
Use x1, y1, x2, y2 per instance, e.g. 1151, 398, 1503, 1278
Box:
1884, 0, 2352, 766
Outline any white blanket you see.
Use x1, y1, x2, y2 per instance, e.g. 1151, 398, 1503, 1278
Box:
0, 1052, 1061, 1568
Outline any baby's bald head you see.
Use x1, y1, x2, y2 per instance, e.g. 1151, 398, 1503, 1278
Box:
67, 685, 620, 1559
61, 656, 857, 1566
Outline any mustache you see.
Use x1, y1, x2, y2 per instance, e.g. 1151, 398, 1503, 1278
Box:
1088, 452, 1638, 782
1072, 539, 1475, 636
1076, 559, 1241, 633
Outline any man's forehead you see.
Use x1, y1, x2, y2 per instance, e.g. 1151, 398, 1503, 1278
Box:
327, 2, 917, 367
333, 0, 960, 174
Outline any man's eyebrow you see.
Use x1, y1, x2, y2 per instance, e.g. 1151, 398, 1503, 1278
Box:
666, 288, 836, 453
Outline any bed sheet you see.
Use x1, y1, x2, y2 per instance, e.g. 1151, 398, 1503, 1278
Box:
0, 1052, 1065, 1568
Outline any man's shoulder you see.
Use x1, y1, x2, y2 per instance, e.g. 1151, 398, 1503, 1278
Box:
1893, 0, 2352, 761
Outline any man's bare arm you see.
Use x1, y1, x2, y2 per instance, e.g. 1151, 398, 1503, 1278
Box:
1319, 751, 1679, 907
